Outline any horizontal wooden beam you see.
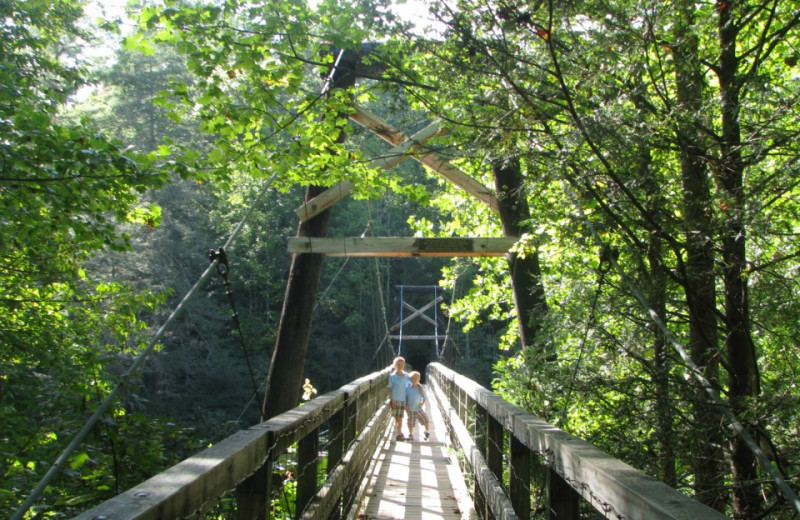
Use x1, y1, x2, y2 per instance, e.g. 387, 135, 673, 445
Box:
295, 118, 444, 222
350, 105, 499, 212
287, 237, 518, 257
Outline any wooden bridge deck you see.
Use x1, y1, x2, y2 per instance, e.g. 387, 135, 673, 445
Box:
356, 389, 474, 520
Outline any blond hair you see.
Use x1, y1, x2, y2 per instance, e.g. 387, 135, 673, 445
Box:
409, 370, 421, 380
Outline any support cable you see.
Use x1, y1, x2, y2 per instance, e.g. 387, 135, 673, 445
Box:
433, 286, 440, 359
438, 264, 465, 363
11, 173, 278, 520
560, 179, 800, 515
373, 255, 396, 365
209, 246, 261, 420
398, 285, 405, 356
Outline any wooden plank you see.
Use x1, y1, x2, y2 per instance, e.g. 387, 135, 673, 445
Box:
295, 119, 443, 222
349, 105, 407, 146
295, 180, 355, 222
287, 237, 517, 257
350, 105, 500, 212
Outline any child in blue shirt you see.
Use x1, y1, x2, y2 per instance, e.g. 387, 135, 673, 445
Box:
405, 371, 430, 441
387, 356, 410, 441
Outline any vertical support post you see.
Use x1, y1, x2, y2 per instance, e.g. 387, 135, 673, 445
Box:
236, 431, 274, 520
459, 387, 468, 424
510, 434, 531, 520
474, 405, 488, 518
358, 391, 369, 431
345, 395, 357, 446
546, 468, 579, 520
297, 428, 320, 517
329, 406, 345, 471
341, 390, 358, 516
261, 48, 359, 421
328, 406, 345, 520
487, 416, 503, 482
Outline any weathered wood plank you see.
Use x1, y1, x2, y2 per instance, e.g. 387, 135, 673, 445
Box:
295, 119, 443, 222
350, 105, 500, 212
287, 237, 517, 257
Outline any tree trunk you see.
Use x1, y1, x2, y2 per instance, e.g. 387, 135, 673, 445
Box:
261, 50, 359, 420
717, 3, 761, 516
672, 3, 726, 510
492, 157, 551, 359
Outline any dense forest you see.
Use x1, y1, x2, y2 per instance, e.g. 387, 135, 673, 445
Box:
1, 0, 799, 518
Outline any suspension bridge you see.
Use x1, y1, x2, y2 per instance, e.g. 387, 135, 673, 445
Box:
15, 46, 795, 520
72, 362, 725, 520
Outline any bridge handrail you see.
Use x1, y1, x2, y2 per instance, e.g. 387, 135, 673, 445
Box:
73, 368, 390, 520
428, 362, 728, 520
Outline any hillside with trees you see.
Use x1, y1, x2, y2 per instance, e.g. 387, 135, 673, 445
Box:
1, 0, 799, 518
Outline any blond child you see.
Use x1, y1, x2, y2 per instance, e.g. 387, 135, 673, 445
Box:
405, 371, 430, 441
387, 356, 410, 441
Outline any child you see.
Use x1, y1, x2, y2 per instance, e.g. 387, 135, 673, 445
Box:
387, 356, 410, 441
405, 371, 430, 441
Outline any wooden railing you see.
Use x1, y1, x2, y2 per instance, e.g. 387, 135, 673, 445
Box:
427, 363, 728, 520
73, 369, 390, 520
74, 363, 731, 520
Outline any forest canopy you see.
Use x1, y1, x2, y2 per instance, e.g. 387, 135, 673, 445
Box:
1, 0, 799, 518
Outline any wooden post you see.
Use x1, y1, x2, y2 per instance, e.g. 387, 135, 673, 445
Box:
487, 416, 503, 483
459, 387, 468, 424
345, 396, 357, 446
474, 406, 488, 518
327, 407, 345, 520
510, 434, 531, 520
546, 468, 579, 520
297, 428, 320, 517
261, 49, 359, 421
236, 430, 274, 520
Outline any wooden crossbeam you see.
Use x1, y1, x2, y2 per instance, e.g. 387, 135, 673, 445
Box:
350, 106, 499, 212
286, 237, 517, 257
295, 118, 444, 222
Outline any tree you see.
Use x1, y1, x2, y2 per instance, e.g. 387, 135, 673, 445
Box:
0, 0, 175, 515
394, 0, 800, 516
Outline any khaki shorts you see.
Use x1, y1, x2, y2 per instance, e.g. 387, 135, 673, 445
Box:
408, 409, 428, 427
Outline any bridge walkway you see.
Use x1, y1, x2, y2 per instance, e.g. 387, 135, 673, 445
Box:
357, 387, 473, 520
